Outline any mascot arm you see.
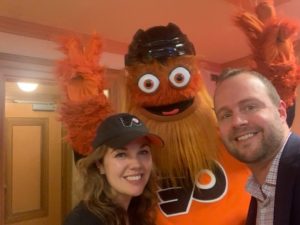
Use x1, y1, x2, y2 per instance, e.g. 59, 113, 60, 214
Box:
56, 34, 113, 155
235, 1, 300, 107
234, 12, 264, 47
256, 5, 300, 107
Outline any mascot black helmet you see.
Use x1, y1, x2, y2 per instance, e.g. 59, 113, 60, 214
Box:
125, 23, 196, 66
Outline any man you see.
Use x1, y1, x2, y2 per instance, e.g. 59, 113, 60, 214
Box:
213, 68, 300, 225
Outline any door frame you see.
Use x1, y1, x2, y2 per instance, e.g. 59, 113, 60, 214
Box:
0, 73, 5, 225
0, 69, 72, 224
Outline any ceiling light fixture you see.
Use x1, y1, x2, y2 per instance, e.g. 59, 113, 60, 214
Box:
17, 82, 39, 92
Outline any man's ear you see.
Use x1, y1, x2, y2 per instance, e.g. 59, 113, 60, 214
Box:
278, 100, 287, 121
96, 161, 105, 174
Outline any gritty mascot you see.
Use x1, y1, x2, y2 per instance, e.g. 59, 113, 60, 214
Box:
56, 24, 250, 225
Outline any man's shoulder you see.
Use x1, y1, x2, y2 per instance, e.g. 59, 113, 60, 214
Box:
283, 133, 300, 153
280, 133, 300, 170
290, 132, 300, 142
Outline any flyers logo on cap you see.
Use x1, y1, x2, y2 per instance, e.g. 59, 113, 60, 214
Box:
119, 115, 142, 127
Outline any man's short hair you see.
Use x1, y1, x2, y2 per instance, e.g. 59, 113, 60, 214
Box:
215, 68, 281, 106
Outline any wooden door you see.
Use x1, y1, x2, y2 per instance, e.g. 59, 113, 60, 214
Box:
4, 81, 62, 225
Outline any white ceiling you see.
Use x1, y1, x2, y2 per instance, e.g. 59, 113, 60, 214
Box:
0, 0, 299, 66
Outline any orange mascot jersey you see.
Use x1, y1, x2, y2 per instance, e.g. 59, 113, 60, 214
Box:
156, 147, 250, 225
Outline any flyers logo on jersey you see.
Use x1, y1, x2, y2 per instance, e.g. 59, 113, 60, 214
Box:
157, 161, 227, 216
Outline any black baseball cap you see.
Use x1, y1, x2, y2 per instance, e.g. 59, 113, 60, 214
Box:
92, 113, 164, 149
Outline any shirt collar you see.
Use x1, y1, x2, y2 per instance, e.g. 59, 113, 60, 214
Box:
246, 132, 291, 197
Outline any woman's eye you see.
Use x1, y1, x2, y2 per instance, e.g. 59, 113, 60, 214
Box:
138, 74, 160, 93
114, 152, 127, 158
138, 145, 151, 155
169, 67, 191, 88
140, 149, 150, 155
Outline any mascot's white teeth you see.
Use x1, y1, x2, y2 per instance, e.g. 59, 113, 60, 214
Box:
236, 133, 255, 141
125, 175, 142, 181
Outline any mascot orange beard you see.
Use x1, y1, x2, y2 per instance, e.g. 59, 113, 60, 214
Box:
56, 24, 250, 225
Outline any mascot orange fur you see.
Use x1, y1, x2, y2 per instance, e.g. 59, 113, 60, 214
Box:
56, 24, 251, 225
234, 0, 300, 126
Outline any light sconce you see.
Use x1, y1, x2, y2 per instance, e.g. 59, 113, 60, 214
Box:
17, 82, 39, 92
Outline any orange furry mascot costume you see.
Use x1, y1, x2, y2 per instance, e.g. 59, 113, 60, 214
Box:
235, 0, 300, 126
56, 24, 250, 225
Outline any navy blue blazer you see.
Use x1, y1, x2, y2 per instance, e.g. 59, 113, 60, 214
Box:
246, 133, 300, 225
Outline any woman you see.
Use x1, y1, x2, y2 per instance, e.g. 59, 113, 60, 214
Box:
63, 113, 164, 225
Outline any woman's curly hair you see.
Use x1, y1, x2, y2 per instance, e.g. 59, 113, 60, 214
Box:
76, 145, 158, 225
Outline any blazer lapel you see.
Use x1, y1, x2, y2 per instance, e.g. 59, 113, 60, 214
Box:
246, 197, 257, 225
274, 133, 300, 225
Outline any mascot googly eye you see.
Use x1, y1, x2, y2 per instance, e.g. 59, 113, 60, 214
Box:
169, 67, 191, 88
138, 74, 160, 94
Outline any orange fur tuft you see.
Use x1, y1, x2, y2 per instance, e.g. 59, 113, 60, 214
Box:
55, 34, 114, 155
235, 1, 300, 106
